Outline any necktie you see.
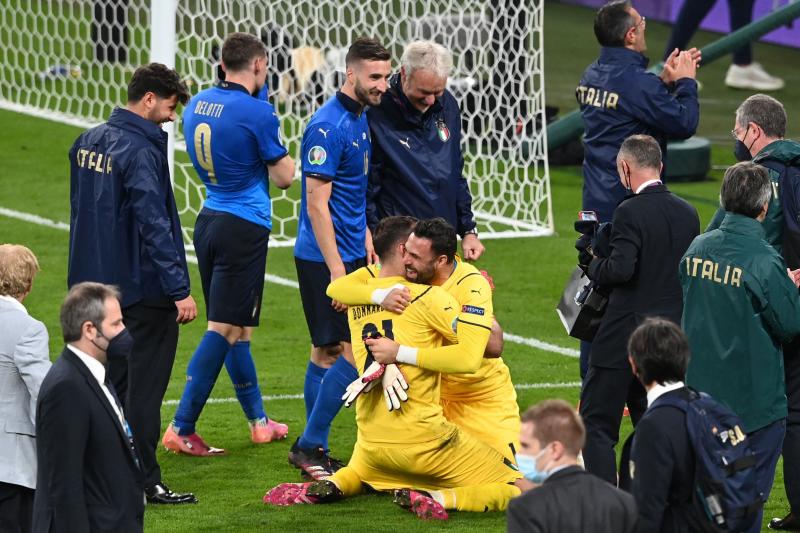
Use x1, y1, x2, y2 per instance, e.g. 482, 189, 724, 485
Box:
106, 379, 141, 470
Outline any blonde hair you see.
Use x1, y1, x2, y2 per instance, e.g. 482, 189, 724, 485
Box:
0, 244, 40, 298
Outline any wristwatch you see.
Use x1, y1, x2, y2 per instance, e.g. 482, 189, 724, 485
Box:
463, 228, 479, 238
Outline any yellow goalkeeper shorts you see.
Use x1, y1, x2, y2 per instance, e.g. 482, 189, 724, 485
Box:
340, 427, 521, 492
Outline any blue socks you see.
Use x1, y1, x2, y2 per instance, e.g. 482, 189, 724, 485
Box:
225, 341, 266, 421
298, 356, 358, 450
173, 331, 231, 436
303, 361, 328, 420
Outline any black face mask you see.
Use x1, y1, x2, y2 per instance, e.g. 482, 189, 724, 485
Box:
734, 140, 753, 162
733, 128, 756, 162
93, 327, 134, 361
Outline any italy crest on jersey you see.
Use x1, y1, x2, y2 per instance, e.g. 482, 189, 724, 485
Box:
436, 120, 450, 142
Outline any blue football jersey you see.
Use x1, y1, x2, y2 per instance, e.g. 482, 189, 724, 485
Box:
183, 81, 288, 229
294, 92, 371, 262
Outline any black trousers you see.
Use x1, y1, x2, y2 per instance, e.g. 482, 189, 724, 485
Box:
664, 0, 756, 66
0, 481, 34, 533
108, 298, 179, 487
784, 340, 800, 511
579, 365, 647, 485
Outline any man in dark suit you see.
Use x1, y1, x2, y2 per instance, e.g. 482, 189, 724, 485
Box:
578, 134, 700, 484
627, 318, 696, 532
507, 399, 637, 533
33, 283, 144, 533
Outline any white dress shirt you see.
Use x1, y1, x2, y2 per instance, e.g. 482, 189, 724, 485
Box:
646, 380, 685, 407
635, 179, 662, 194
66, 344, 126, 428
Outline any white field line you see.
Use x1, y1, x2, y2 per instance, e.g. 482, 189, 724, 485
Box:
0, 206, 581, 357
161, 381, 582, 406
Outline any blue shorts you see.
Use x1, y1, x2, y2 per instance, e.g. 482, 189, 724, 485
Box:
295, 256, 366, 347
194, 208, 269, 327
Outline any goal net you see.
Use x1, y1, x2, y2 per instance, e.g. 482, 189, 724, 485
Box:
0, 0, 552, 246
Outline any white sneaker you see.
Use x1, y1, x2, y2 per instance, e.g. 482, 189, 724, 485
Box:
725, 62, 785, 91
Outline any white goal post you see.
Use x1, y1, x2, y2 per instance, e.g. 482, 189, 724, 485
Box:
0, 0, 552, 246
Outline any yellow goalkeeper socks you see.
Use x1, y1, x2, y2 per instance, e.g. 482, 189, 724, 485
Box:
328, 467, 363, 497
430, 483, 521, 512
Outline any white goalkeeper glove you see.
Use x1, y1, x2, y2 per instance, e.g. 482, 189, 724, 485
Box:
382, 364, 409, 411
341, 361, 385, 408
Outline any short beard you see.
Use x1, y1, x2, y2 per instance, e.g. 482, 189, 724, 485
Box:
409, 266, 435, 285
353, 81, 376, 107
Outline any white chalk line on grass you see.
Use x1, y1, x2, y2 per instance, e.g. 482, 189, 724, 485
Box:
0, 206, 581, 357
161, 381, 583, 407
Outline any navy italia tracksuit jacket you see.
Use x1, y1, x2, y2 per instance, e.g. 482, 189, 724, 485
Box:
578, 46, 699, 222
366, 73, 477, 236
67, 107, 190, 308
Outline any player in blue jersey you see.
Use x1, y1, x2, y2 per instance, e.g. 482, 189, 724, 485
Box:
162, 33, 295, 455
290, 38, 392, 479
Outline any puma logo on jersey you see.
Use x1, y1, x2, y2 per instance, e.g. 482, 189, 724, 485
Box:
444, 306, 453, 311
318, 128, 330, 138
399, 137, 411, 150
470, 288, 482, 295
352, 140, 359, 148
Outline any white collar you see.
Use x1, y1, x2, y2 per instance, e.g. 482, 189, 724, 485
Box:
647, 381, 685, 407
0, 294, 27, 314
635, 179, 662, 194
67, 344, 107, 386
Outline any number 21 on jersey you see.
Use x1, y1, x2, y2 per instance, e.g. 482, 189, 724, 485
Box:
362, 319, 394, 371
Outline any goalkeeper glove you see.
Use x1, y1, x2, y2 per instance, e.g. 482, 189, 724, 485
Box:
341, 361, 385, 408
382, 364, 409, 411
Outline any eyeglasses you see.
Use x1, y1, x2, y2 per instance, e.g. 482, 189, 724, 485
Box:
636, 16, 646, 29
731, 125, 751, 140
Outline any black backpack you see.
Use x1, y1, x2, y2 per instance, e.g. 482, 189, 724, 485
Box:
650, 388, 762, 532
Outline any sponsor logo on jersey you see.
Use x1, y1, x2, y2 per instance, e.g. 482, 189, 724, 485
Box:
436, 120, 450, 142
461, 305, 485, 316
308, 146, 327, 165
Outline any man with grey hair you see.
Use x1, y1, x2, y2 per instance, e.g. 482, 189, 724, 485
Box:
367, 40, 484, 260
681, 161, 800, 532
33, 282, 145, 533
579, 134, 699, 484
708, 94, 798, 261
702, 96, 800, 530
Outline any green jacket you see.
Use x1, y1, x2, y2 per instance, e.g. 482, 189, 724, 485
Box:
706, 144, 785, 252
681, 213, 800, 432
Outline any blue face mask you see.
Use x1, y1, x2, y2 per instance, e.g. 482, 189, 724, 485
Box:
516, 447, 551, 484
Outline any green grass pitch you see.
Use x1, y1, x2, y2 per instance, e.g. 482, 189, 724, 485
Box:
1, 2, 799, 531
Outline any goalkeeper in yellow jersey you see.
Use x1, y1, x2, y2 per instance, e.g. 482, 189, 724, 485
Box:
319, 217, 520, 464
264, 217, 521, 519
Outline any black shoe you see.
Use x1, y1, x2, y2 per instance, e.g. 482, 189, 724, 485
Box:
306, 479, 344, 503
145, 482, 198, 504
770, 513, 800, 530
287, 437, 345, 480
